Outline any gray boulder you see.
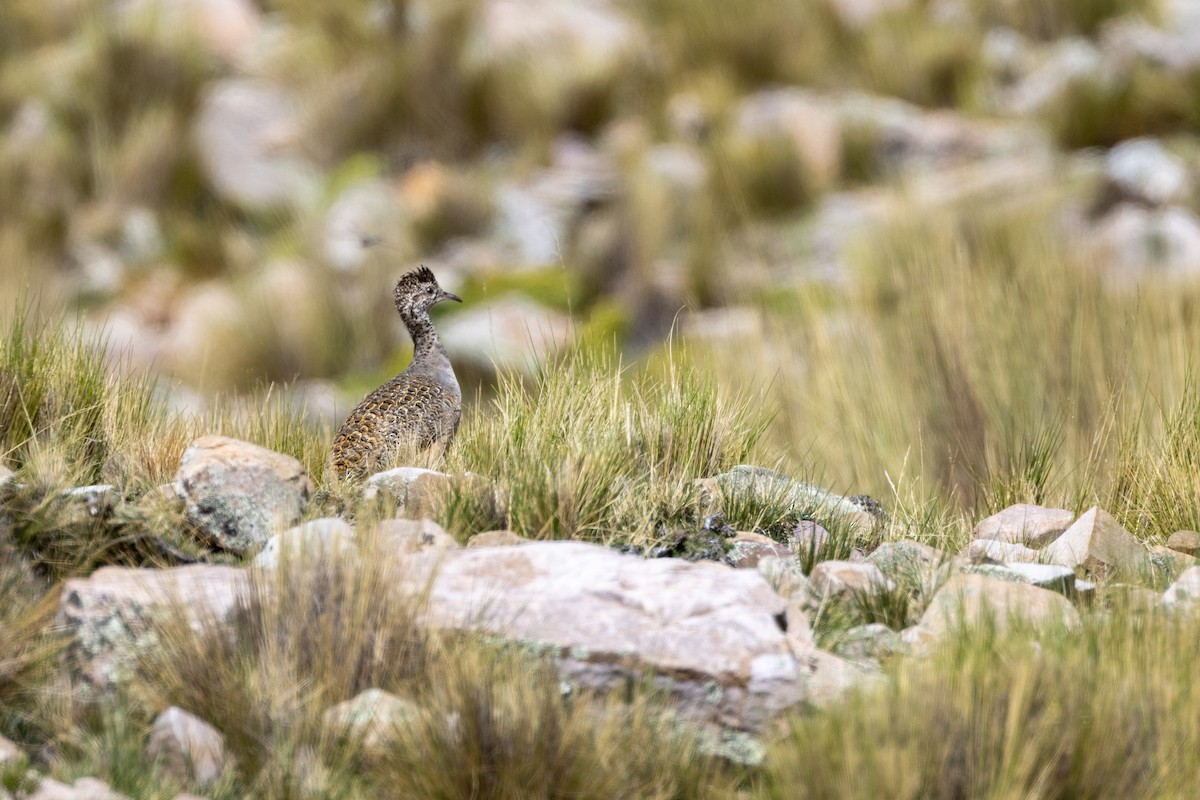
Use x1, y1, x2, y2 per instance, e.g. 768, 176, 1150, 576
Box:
175, 436, 312, 555
321, 689, 421, 757
146, 707, 227, 788
1166, 530, 1200, 557
399, 541, 801, 732
193, 80, 318, 211
253, 518, 356, 570
915, 573, 1080, 641
1042, 506, 1149, 576
58, 565, 249, 695
972, 503, 1075, 547
1105, 138, 1189, 207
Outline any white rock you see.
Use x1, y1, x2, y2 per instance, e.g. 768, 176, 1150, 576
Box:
0, 734, 22, 766
972, 503, 1075, 547
492, 137, 617, 266
254, 518, 356, 569
363, 467, 449, 503
1106, 138, 1189, 207
400, 541, 800, 732
461, 0, 646, 131
809, 561, 894, 599
1090, 205, 1200, 285
375, 518, 457, 555
146, 706, 227, 787
826, 0, 913, 27
965, 539, 1041, 564
193, 80, 319, 210
58, 565, 250, 695
324, 179, 411, 273
1163, 565, 1200, 607
794, 648, 884, 708
114, 0, 260, 62
321, 689, 420, 755
27, 778, 131, 800
731, 88, 842, 192
1004, 38, 1110, 115
919, 573, 1080, 638
439, 295, 572, 372
1042, 506, 1149, 574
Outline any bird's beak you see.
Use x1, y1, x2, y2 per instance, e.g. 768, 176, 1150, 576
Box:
439, 290, 463, 304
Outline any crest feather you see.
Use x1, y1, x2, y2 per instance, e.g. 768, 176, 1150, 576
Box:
396, 265, 439, 294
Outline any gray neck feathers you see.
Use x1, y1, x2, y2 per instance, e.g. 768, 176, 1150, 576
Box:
403, 309, 460, 397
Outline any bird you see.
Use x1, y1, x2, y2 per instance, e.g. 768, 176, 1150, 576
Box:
330, 266, 462, 481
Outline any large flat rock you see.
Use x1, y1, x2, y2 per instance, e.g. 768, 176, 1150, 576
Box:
58, 565, 249, 695
404, 541, 801, 732
58, 542, 812, 732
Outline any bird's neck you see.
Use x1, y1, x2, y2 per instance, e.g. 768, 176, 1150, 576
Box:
404, 311, 455, 384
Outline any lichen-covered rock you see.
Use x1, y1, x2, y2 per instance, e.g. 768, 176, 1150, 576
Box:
972, 504, 1075, 548
964, 562, 1076, 595
808, 560, 894, 600
965, 539, 1041, 564
1166, 530, 1200, 557
58, 565, 249, 696
27, 777, 131, 800
727, 532, 793, 569
1150, 544, 1197, 574
321, 689, 420, 757
397, 541, 800, 732
1163, 565, 1200, 608
253, 517, 355, 569
175, 436, 312, 555
375, 518, 457, 555
1042, 506, 1149, 575
710, 466, 878, 532
146, 707, 227, 788
867, 539, 946, 581
831, 623, 908, 664
916, 573, 1080, 640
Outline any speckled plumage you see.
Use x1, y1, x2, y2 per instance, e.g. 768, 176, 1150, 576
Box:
331, 267, 462, 481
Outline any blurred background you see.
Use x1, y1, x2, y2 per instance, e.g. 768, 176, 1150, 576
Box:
3, 0, 1200, 512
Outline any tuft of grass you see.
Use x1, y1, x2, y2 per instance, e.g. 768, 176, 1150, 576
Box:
764, 608, 1200, 798
435, 346, 771, 546
138, 538, 434, 785
371, 642, 741, 800
133, 539, 741, 798
0, 536, 61, 748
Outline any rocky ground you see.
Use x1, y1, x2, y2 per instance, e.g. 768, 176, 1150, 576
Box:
4, 436, 1200, 797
